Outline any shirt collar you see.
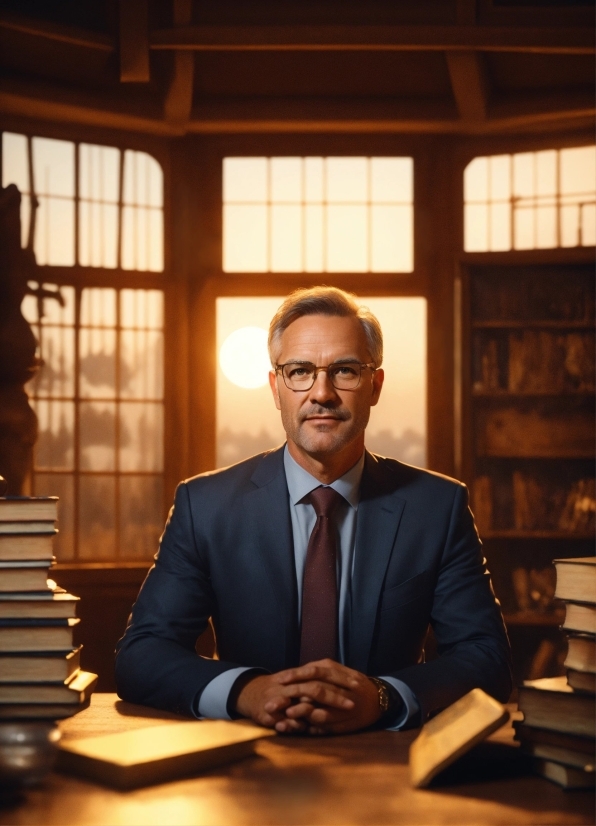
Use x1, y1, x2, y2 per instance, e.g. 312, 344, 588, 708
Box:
283, 444, 364, 510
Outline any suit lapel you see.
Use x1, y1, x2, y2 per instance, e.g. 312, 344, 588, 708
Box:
348, 451, 406, 672
247, 447, 299, 666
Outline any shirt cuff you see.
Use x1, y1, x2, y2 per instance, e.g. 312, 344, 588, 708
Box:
379, 677, 420, 730
195, 667, 255, 720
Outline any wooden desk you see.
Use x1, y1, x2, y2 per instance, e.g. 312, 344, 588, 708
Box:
1, 694, 593, 826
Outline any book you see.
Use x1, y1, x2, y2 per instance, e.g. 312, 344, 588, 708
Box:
563, 602, 596, 635
0, 670, 97, 704
409, 688, 509, 788
0, 522, 56, 534
554, 557, 596, 604
0, 647, 82, 682
57, 720, 276, 789
564, 634, 596, 674
533, 758, 595, 789
567, 669, 596, 693
514, 723, 595, 771
0, 698, 91, 720
0, 497, 58, 522
0, 565, 53, 592
517, 677, 595, 738
0, 592, 78, 620
0, 533, 55, 561
0, 618, 80, 651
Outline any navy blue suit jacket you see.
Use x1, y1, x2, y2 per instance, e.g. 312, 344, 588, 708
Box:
115, 447, 512, 721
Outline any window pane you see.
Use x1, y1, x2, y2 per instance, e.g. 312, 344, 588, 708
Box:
2, 132, 29, 192
489, 155, 511, 202
327, 205, 367, 271
271, 205, 301, 271
304, 204, 324, 271
304, 157, 324, 203
119, 402, 163, 471
40, 285, 75, 326
223, 205, 268, 271
560, 146, 596, 196
536, 150, 557, 197
536, 205, 557, 248
79, 401, 116, 471
33, 325, 75, 398
79, 201, 118, 268
371, 157, 413, 203
514, 206, 535, 250
120, 330, 163, 399
326, 157, 368, 203
512, 153, 534, 198
78, 475, 116, 560
270, 157, 301, 202
79, 327, 116, 399
119, 475, 163, 558
464, 157, 488, 203
121, 150, 164, 271
464, 204, 488, 252
223, 157, 267, 203
371, 205, 408, 272
490, 202, 511, 252
32, 137, 74, 198
34, 196, 75, 266
81, 288, 117, 327
34, 400, 74, 470
123, 150, 163, 208
79, 143, 120, 203
581, 203, 596, 246
120, 289, 163, 329
34, 473, 74, 561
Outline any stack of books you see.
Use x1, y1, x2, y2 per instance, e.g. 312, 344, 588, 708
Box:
0, 496, 97, 719
515, 556, 596, 789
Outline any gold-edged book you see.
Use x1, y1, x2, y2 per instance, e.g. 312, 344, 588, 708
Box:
0, 669, 96, 703
409, 688, 509, 788
57, 719, 276, 789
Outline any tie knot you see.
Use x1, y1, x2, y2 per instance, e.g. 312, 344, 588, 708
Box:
309, 486, 343, 518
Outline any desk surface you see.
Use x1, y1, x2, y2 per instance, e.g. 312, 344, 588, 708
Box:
1, 694, 593, 826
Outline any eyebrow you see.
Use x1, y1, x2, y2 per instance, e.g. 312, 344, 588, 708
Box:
283, 357, 362, 365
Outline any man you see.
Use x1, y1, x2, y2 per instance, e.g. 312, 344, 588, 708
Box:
115, 287, 511, 734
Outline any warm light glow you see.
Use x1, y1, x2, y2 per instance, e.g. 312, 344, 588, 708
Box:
219, 326, 271, 389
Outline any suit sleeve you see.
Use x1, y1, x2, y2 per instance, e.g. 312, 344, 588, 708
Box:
114, 482, 246, 716
387, 483, 513, 723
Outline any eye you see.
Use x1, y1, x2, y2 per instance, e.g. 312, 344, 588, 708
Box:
331, 364, 359, 378
287, 364, 313, 379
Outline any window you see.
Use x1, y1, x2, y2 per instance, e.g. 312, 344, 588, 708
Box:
223, 156, 413, 272
2, 130, 166, 562
21, 287, 164, 561
2, 133, 164, 271
464, 146, 596, 252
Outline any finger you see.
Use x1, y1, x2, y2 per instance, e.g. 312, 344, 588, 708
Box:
275, 717, 307, 734
284, 701, 316, 719
263, 695, 293, 714
279, 662, 360, 691
282, 681, 355, 709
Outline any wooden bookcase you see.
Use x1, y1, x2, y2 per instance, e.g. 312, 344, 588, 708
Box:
462, 261, 595, 682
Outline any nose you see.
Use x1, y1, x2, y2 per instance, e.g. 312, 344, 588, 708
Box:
308, 368, 340, 404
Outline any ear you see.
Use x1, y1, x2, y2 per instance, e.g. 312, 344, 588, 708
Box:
269, 370, 282, 411
370, 368, 384, 407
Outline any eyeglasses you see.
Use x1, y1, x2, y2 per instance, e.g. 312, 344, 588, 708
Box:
275, 361, 376, 391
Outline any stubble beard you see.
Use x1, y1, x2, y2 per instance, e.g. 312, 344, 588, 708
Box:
280, 404, 371, 457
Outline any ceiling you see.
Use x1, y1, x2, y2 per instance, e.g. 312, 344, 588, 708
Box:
0, 0, 593, 137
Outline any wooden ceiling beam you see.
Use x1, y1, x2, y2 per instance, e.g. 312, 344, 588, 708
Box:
1, 83, 593, 136
149, 24, 594, 54
446, 51, 488, 122
164, 0, 194, 129
119, 0, 150, 82
0, 12, 113, 51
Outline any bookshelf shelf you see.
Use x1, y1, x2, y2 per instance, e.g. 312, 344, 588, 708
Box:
504, 611, 565, 627
482, 530, 594, 540
472, 320, 594, 330
463, 261, 595, 682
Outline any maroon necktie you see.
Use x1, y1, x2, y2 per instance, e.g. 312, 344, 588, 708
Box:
299, 486, 343, 665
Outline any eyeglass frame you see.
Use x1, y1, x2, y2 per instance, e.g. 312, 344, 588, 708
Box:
274, 360, 377, 392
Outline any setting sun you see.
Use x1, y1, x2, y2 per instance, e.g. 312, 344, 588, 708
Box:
219, 326, 271, 389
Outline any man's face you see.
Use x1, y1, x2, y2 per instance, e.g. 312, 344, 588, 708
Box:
268, 314, 384, 459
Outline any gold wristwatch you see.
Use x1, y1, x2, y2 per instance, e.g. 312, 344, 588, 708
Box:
369, 676, 391, 715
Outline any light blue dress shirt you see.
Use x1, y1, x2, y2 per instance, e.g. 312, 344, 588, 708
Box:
198, 446, 420, 729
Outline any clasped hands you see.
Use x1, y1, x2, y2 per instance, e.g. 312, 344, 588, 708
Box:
232, 658, 382, 735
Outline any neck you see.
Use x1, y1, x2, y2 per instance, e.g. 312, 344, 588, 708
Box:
286, 437, 365, 484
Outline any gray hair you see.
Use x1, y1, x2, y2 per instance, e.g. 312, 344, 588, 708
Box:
268, 286, 383, 368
